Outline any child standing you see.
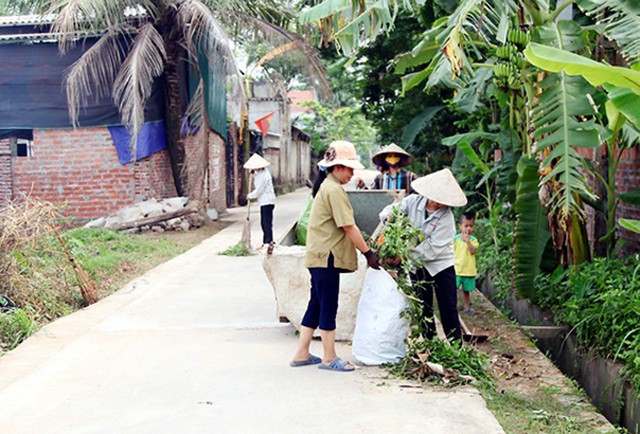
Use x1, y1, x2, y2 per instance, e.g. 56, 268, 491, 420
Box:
454, 213, 479, 314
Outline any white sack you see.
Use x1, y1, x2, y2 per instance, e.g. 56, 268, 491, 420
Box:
352, 268, 409, 365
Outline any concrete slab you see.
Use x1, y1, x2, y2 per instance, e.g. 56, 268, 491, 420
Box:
0, 188, 504, 433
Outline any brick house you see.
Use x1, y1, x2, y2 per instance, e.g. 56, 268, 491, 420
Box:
0, 15, 230, 221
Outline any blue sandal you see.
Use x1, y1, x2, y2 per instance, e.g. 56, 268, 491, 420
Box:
290, 354, 322, 367
318, 357, 355, 372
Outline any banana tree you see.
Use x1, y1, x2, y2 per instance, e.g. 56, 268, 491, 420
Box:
298, 0, 640, 291
442, 132, 503, 249
525, 42, 640, 256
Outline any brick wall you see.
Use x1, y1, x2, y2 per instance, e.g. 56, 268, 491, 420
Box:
9, 128, 175, 220
576, 145, 639, 255
183, 130, 227, 213
616, 146, 640, 254
0, 139, 12, 208
134, 149, 177, 201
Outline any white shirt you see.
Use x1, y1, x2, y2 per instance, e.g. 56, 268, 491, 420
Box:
248, 169, 276, 206
379, 194, 455, 276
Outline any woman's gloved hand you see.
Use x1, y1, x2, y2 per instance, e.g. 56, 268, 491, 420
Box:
364, 249, 380, 269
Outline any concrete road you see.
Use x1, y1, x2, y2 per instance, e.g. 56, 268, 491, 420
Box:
0, 189, 504, 434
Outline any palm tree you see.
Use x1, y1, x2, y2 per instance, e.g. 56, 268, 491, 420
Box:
42, 0, 328, 197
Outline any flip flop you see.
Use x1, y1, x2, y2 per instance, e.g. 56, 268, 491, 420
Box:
290, 354, 322, 367
318, 357, 355, 372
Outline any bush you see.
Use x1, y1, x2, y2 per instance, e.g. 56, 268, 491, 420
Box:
475, 218, 515, 302
533, 256, 640, 385
0, 308, 39, 351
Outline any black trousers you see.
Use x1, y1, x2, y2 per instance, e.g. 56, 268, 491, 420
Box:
301, 254, 340, 331
260, 204, 275, 244
410, 265, 462, 341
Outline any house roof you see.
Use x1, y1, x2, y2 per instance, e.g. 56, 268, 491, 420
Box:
0, 14, 56, 27
0, 10, 147, 44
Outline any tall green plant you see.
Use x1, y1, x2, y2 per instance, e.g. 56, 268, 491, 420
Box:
525, 43, 640, 256
514, 157, 552, 298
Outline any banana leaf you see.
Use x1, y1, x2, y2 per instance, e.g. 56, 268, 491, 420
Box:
575, 0, 640, 64
401, 106, 445, 146
529, 22, 606, 221
620, 188, 640, 206
514, 156, 551, 298
524, 43, 640, 95
605, 84, 640, 129
298, 0, 351, 24
620, 219, 640, 234
441, 137, 491, 175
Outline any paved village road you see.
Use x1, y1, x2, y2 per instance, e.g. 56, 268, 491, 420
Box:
0, 188, 504, 434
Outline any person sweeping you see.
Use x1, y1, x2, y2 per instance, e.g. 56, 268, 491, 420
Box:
379, 168, 467, 342
291, 140, 380, 372
244, 154, 276, 249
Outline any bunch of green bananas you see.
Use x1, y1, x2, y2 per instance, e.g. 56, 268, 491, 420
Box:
496, 44, 517, 59
507, 28, 529, 47
494, 62, 515, 78
493, 27, 530, 90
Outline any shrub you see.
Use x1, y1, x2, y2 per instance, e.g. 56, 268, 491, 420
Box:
534, 256, 640, 385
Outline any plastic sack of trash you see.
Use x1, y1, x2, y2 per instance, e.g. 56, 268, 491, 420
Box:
352, 268, 409, 365
295, 197, 313, 246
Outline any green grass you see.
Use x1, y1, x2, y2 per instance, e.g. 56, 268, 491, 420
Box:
219, 242, 254, 256
1, 225, 223, 352
479, 385, 615, 433
0, 308, 39, 351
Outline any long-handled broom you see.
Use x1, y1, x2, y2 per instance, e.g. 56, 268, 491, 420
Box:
240, 175, 252, 249
51, 225, 99, 305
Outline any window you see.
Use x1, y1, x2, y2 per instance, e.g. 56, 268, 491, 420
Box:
16, 139, 34, 157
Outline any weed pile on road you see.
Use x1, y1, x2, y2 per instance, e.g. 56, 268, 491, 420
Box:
219, 243, 254, 256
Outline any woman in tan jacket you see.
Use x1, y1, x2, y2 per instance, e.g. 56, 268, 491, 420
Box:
291, 141, 380, 372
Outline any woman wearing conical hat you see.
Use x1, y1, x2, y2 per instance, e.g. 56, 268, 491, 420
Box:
244, 154, 276, 248
371, 143, 417, 194
379, 168, 467, 342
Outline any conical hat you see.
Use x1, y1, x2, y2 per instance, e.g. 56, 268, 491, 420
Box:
243, 154, 270, 170
372, 143, 414, 167
411, 168, 467, 207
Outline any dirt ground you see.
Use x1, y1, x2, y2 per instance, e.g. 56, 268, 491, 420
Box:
461, 290, 613, 432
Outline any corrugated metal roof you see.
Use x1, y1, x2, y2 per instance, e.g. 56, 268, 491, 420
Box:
0, 31, 100, 44
0, 10, 148, 44
0, 14, 56, 27
0, 9, 148, 29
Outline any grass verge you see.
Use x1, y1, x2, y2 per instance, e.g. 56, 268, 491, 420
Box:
1, 222, 227, 352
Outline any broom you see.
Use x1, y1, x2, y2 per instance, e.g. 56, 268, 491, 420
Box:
240, 175, 252, 249
51, 225, 99, 305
